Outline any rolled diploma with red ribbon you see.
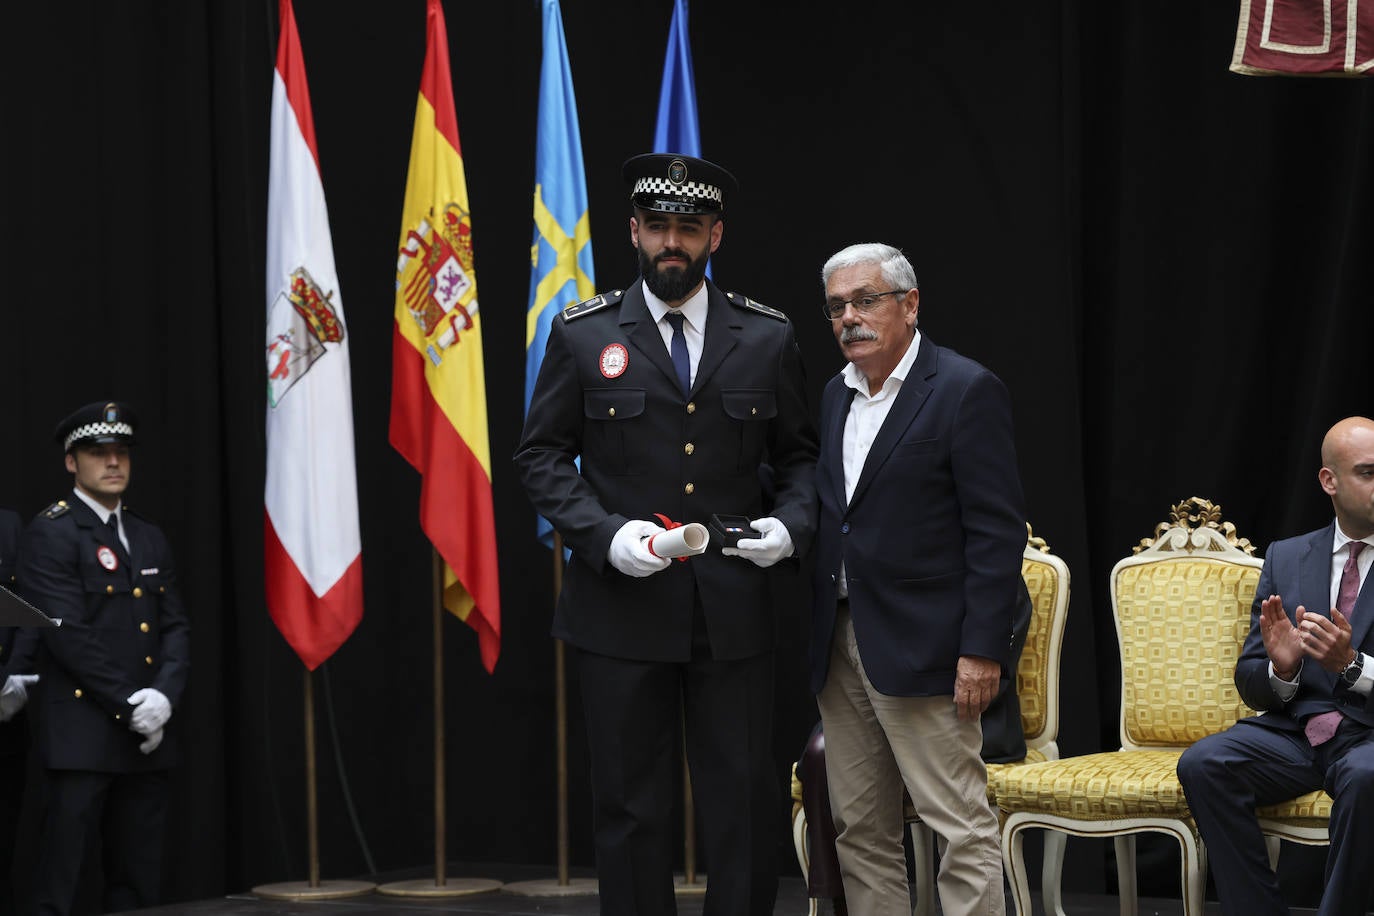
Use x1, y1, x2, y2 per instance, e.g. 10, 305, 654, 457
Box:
646, 522, 709, 559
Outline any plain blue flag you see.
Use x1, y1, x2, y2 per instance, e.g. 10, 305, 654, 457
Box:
527, 0, 594, 548
653, 0, 701, 157
653, 0, 709, 277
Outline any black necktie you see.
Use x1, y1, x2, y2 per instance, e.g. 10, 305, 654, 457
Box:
107, 512, 122, 548
665, 312, 691, 396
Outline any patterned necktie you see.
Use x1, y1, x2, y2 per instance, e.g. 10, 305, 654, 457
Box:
664, 312, 691, 396
1305, 540, 1366, 745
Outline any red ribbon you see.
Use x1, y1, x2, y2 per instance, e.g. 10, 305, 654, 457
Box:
649, 513, 691, 562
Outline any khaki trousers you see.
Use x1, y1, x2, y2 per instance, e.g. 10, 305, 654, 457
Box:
816, 608, 1004, 916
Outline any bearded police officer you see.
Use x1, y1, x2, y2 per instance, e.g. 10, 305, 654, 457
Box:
17, 402, 190, 915
516, 153, 819, 916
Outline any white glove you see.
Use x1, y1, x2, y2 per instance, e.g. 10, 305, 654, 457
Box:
138, 727, 164, 755
607, 519, 673, 578
0, 674, 39, 722
721, 517, 794, 568
127, 687, 172, 735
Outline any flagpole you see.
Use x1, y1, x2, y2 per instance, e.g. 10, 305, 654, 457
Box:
252, 671, 375, 901
504, 535, 598, 897
674, 719, 705, 895
378, 550, 503, 898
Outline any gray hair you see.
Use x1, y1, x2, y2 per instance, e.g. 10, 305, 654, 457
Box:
821, 243, 919, 292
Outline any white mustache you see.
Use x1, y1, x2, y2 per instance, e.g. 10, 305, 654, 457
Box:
840, 326, 879, 344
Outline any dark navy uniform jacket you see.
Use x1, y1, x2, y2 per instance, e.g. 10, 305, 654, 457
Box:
515, 279, 819, 663
16, 497, 189, 772
0, 509, 22, 669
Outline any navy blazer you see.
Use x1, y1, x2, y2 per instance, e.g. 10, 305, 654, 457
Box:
810, 335, 1027, 697
1235, 523, 1374, 730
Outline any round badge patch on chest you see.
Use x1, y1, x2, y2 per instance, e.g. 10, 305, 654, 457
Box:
97, 546, 119, 571
599, 343, 629, 379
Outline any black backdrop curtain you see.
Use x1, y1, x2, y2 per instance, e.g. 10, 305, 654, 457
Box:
0, 0, 1368, 906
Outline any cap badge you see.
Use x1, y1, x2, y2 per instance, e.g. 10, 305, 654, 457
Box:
599, 343, 629, 379
667, 159, 688, 185
97, 545, 119, 572
104, 403, 119, 423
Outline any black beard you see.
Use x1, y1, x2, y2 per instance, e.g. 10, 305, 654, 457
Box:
639, 246, 709, 303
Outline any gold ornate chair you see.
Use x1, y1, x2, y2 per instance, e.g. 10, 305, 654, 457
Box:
991, 498, 1262, 916
790, 524, 1071, 916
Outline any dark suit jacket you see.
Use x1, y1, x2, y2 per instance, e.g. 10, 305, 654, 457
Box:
810, 334, 1027, 697
17, 498, 190, 772
515, 279, 819, 662
1235, 523, 1374, 730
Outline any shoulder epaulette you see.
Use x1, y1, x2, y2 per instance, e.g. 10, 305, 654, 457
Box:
726, 292, 786, 321
562, 290, 623, 322
42, 501, 70, 520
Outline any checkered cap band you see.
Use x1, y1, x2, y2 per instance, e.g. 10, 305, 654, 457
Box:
632, 177, 723, 206
64, 421, 134, 451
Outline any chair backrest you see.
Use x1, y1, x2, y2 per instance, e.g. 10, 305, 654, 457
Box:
1110, 497, 1263, 750
1018, 525, 1070, 759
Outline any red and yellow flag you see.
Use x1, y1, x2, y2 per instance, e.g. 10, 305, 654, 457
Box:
390, 0, 499, 672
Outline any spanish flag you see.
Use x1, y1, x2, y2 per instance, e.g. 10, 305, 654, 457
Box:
390, 0, 499, 673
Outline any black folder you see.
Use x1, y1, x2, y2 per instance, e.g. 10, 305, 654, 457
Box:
0, 587, 57, 627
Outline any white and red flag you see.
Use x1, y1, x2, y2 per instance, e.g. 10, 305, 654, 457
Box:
264, 0, 364, 670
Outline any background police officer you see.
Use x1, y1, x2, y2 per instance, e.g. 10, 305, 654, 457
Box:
516, 154, 819, 916
17, 402, 190, 916
0, 507, 32, 916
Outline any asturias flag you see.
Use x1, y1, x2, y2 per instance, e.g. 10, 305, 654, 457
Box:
526, 0, 594, 549
264, 0, 364, 671
653, 0, 702, 157
390, 0, 500, 673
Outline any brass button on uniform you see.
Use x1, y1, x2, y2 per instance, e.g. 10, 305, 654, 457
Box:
159, 586, 166, 594
684, 443, 694, 455
684, 483, 695, 495
608, 407, 616, 417
145, 656, 154, 666
686, 402, 696, 414
105, 585, 114, 594
132, 587, 143, 598
74, 689, 83, 699
139, 622, 150, 633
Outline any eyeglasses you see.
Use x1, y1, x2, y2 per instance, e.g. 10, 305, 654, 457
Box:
821, 290, 907, 320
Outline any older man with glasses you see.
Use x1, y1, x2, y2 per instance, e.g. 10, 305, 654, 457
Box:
809, 243, 1027, 916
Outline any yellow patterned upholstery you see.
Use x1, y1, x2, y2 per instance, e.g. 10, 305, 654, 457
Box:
992, 750, 1191, 821
1017, 550, 1065, 745
992, 498, 1264, 916
1255, 789, 1333, 824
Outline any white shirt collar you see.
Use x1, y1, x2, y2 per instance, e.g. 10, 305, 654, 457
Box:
1333, 523, 1374, 555
842, 328, 923, 397
643, 281, 710, 331
72, 487, 121, 525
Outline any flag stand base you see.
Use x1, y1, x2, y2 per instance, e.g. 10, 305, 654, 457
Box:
503, 877, 599, 897
252, 879, 376, 901
376, 877, 503, 897
675, 873, 707, 895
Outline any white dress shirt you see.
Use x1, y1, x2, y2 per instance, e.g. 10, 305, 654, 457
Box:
642, 283, 708, 389
73, 487, 129, 553
836, 330, 922, 599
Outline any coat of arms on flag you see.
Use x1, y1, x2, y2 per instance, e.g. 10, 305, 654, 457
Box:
396, 202, 480, 366
266, 266, 343, 407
